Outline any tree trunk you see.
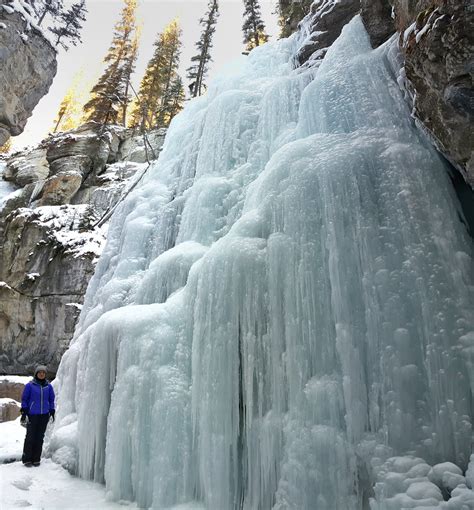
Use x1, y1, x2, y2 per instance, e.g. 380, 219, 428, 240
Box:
37, 7, 48, 26
122, 79, 130, 126
53, 109, 65, 133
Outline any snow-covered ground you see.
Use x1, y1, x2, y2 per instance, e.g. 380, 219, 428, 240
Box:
0, 375, 31, 385
0, 396, 204, 509
1, 460, 141, 509
0, 417, 23, 463
0, 418, 140, 509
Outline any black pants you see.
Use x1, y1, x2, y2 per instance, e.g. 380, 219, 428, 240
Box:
22, 414, 50, 464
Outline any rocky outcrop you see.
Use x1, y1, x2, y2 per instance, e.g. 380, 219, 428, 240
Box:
360, 0, 395, 48
359, 0, 473, 186
0, 376, 25, 422
0, 0, 57, 145
0, 125, 165, 375
119, 127, 167, 163
400, 1, 473, 186
0, 398, 20, 422
0, 377, 27, 402
296, 0, 361, 66
3, 148, 49, 186
0, 206, 99, 375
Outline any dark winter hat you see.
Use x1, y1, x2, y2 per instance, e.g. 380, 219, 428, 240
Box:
34, 365, 47, 376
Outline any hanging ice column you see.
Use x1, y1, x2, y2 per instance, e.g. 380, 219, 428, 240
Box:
50, 16, 474, 510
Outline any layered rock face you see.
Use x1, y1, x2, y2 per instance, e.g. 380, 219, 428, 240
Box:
0, 0, 57, 146
361, 0, 474, 187
397, 1, 473, 186
0, 125, 165, 375
360, 0, 473, 186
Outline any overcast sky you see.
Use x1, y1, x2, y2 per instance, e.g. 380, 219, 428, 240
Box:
13, 0, 279, 150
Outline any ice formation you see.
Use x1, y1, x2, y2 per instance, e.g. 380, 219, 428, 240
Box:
0, 162, 17, 204
50, 16, 473, 510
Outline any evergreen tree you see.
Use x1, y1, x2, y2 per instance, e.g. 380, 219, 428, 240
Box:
53, 89, 77, 133
0, 138, 12, 155
121, 27, 141, 126
49, 0, 87, 50
130, 19, 183, 131
161, 75, 185, 125
277, 0, 311, 38
20, 1, 41, 21
242, 0, 269, 51
23, 0, 87, 50
154, 20, 183, 128
52, 72, 86, 133
83, 0, 139, 126
33, 0, 64, 26
187, 0, 219, 98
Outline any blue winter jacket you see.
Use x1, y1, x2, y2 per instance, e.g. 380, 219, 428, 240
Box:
21, 379, 55, 415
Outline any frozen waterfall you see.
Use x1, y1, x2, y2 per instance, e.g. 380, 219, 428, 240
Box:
50, 16, 474, 510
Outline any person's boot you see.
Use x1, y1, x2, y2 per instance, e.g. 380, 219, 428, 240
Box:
32, 461, 41, 467
23, 462, 33, 467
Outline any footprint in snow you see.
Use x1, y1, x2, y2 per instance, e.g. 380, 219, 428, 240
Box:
12, 476, 32, 490
14, 500, 32, 507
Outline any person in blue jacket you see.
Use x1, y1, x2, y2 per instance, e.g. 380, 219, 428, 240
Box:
20, 365, 56, 467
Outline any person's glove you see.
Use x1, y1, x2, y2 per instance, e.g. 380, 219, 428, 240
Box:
49, 409, 55, 422
20, 408, 28, 417
20, 414, 29, 428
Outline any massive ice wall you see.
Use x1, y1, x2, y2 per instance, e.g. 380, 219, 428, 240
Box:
50, 16, 474, 510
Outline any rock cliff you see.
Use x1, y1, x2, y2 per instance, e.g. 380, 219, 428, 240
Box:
0, 125, 165, 375
0, 0, 57, 146
296, 0, 361, 67
361, 0, 474, 187
401, 1, 473, 186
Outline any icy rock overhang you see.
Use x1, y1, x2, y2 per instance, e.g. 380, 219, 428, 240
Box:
360, 0, 474, 188
290, 0, 473, 188
0, 0, 57, 145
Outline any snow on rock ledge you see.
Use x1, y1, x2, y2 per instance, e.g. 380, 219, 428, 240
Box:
295, 0, 360, 66
0, 125, 165, 376
0, 0, 57, 145
0, 397, 20, 422
0, 204, 105, 376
